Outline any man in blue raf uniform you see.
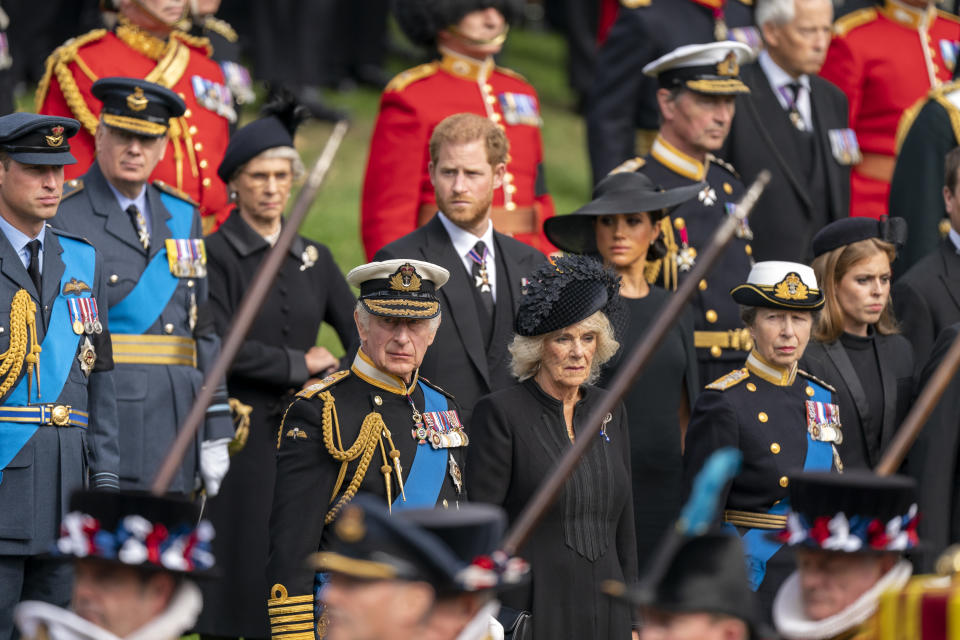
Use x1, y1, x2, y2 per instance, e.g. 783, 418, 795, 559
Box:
613, 41, 756, 387
54, 77, 233, 497
0, 113, 119, 640
267, 259, 467, 640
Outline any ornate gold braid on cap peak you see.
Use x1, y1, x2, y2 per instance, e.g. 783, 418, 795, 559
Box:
0, 290, 40, 400
363, 299, 439, 317
319, 390, 403, 524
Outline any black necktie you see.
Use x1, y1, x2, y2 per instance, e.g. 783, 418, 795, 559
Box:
26, 239, 41, 293
126, 203, 150, 250
783, 82, 806, 131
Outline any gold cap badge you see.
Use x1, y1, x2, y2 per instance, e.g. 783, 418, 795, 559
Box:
774, 272, 809, 301
335, 505, 366, 543
717, 51, 739, 77
127, 87, 149, 112
388, 263, 422, 292
45, 126, 64, 148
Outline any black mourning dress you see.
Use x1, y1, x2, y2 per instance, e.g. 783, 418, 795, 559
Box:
467, 379, 638, 640
802, 330, 913, 470
598, 287, 698, 571
195, 211, 358, 638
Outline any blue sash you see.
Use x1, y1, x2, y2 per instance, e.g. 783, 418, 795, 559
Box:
733, 378, 836, 590
108, 192, 193, 335
0, 237, 96, 484
392, 383, 449, 510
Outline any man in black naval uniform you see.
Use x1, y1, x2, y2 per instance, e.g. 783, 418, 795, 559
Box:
0, 114, 119, 640
267, 259, 467, 640
612, 41, 756, 387
54, 77, 234, 498
723, 0, 852, 263
587, 0, 756, 183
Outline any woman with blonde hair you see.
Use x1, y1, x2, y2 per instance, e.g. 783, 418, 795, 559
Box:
467, 255, 637, 640
802, 217, 914, 471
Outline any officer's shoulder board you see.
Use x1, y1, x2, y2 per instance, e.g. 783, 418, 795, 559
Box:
495, 66, 531, 84
296, 370, 351, 399
61, 178, 84, 201
47, 224, 93, 246
385, 62, 440, 93
896, 78, 960, 152
419, 376, 455, 399
35, 28, 109, 135
609, 156, 646, 175
937, 9, 960, 26
833, 7, 878, 37
170, 29, 213, 56
797, 369, 837, 393
153, 180, 200, 208
203, 16, 239, 43
705, 368, 749, 391
707, 154, 740, 179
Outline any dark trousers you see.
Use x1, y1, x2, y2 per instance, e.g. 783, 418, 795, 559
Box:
0, 555, 73, 640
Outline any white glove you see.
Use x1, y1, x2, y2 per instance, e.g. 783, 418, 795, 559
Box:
200, 438, 231, 498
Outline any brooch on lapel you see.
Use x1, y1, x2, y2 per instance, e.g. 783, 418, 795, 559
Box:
300, 245, 319, 272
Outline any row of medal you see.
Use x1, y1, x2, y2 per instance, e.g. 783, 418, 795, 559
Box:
166, 238, 207, 279
67, 297, 102, 335
411, 409, 469, 450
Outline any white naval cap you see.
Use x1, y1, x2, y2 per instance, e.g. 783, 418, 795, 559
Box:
730, 261, 824, 310
348, 259, 450, 319
643, 41, 755, 95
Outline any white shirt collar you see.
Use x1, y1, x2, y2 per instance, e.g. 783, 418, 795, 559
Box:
106, 181, 150, 233
0, 215, 46, 271
436, 211, 499, 302
758, 50, 814, 130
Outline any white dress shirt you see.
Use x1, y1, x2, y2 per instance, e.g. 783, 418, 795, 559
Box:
106, 181, 151, 236
437, 211, 498, 303
758, 49, 814, 132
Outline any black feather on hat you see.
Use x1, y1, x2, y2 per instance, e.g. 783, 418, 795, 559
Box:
391, 0, 524, 50
217, 89, 307, 183
515, 255, 623, 337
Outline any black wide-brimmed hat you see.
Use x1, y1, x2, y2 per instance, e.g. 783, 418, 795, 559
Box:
730, 260, 824, 310
91, 77, 186, 138
543, 172, 704, 255
644, 41, 754, 96
218, 92, 309, 183
774, 471, 919, 554
0, 113, 80, 165
52, 490, 215, 576
392, 0, 523, 50
310, 494, 527, 594
515, 255, 621, 337
812, 216, 908, 258
347, 259, 450, 319
603, 532, 761, 634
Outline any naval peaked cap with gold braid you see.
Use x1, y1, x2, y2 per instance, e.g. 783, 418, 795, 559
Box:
347, 259, 450, 319
730, 261, 824, 310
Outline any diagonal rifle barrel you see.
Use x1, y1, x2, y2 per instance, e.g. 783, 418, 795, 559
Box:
500, 170, 771, 556
151, 120, 350, 495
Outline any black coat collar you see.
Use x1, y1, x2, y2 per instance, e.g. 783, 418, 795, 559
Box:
217, 210, 306, 261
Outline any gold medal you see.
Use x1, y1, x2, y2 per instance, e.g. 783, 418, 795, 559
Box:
72, 320, 84, 335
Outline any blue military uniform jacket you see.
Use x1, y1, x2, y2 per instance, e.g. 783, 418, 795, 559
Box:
616, 135, 754, 387
0, 225, 119, 556
53, 162, 232, 494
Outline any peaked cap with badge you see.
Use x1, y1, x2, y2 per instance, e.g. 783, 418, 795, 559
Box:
644, 41, 755, 96
0, 113, 80, 165
53, 77, 235, 499
91, 77, 186, 138
684, 260, 841, 616
348, 259, 450, 320
267, 260, 466, 640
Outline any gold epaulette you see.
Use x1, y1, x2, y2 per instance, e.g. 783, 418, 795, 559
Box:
202, 16, 238, 43
609, 156, 646, 175
152, 180, 200, 207
707, 154, 740, 178
267, 584, 316, 640
495, 66, 530, 83
295, 370, 350, 399
619, 0, 651, 7
706, 368, 750, 391
895, 80, 960, 152
35, 29, 108, 136
61, 178, 84, 201
385, 62, 439, 93
171, 29, 213, 57
798, 369, 837, 393
833, 7, 878, 37
937, 9, 960, 26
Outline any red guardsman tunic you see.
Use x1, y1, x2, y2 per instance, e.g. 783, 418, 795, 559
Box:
36, 21, 234, 230
820, 1, 960, 220
361, 48, 556, 259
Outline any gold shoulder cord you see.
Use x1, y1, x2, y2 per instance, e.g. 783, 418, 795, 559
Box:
319, 390, 404, 524
35, 29, 108, 137
645, 216, 679, 289
0, 290, 41, 401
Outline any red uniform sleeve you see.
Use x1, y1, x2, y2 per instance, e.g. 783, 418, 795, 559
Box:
820, 35, 864, 127
360, 89, 431, 259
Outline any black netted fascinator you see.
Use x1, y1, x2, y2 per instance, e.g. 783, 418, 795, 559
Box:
515, 255, 623, 337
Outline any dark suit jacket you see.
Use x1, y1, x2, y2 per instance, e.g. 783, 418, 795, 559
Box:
374, 216, 546, 422
893, 240, 960, 368
723, 62, 851, 262
802, 334, 914, 470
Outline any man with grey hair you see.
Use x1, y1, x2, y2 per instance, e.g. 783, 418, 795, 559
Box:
723, 0, 852, 263
266, 258, 470, 640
